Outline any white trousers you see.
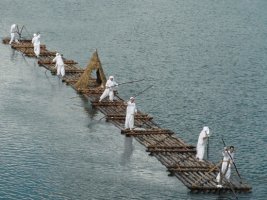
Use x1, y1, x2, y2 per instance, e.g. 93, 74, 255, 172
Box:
196, 143, 205, 160
125, 114, 134, 129
34, 43, 40, 57
216, 162, 231, 182
56, 64, 65, 77
9, 33, 15, 44
99, 89, 114, 101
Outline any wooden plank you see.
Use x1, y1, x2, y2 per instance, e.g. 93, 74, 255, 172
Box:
50, 69, 85, 73
92, 101, 125, 106
148, 148, 196, 153
38, 59, 78, 65
11, 43, 46, 48
122, 128, 173, 135
169, 168, 218, 173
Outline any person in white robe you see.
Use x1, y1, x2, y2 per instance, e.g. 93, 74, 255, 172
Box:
31, 33, 41, 57
125, 97, 137, 130
9, 24, 18, 44
99, 76, 118, 102
52, 53, 65, 77
196, 126, 210, 161
216, 146, 235, 188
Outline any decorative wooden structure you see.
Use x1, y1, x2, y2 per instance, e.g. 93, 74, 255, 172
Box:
2, 37, 252, 194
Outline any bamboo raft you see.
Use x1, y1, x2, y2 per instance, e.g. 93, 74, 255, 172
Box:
3, 37, 252, 194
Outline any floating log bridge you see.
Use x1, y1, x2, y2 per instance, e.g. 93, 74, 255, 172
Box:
3, 37, 252, 194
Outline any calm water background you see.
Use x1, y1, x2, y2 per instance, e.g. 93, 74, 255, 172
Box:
0, 0, 266, 199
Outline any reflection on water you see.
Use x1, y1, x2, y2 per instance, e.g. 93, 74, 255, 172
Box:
120, 137, 134, 166
10, 48, 16, 60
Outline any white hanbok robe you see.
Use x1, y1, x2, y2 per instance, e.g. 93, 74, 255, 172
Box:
99, 79, 118, 101
216, 150, 234, 182
125, 101, 137, 129
52, 54, 65, 77
196, 127, 209, 160
32, 34, 41, 57
9, 24, 17, 44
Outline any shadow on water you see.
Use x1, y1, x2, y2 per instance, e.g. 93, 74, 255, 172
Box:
120, 137, 134, 166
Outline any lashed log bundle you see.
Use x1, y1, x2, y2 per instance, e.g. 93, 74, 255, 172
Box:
3, 38, 252, 194
38, 59, 78, 65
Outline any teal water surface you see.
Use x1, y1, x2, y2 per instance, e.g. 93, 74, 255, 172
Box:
0, 0, 266, 199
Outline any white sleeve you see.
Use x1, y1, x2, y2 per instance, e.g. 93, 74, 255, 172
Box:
106, 80, 112, 87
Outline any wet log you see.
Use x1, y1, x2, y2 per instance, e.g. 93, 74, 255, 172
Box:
50, 69, 85, 74
22, 51, 57, 57
38, 59, 78, 65
168, 166, 219, 173
148, 147, 196, 153
77, 88, 103, 94
122, 128, 172, 134
11, 43, 46, 48
107, 114, 153, 120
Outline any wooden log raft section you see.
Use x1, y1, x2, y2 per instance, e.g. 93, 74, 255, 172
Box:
3, 37, 252, 194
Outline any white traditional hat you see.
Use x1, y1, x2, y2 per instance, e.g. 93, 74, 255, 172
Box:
33, 33, 37, 37
130, 97, 135, 100
109, 76, 114, 79
203, 126, 210, 136
56, 53, 60, 56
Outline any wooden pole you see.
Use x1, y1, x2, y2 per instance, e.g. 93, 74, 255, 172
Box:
207, 137, 209, 160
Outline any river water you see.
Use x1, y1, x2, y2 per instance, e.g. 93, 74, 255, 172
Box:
0, 0, 266, 199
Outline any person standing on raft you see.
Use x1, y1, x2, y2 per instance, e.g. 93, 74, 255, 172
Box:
9, 24, 19, 44
31, 33, 41, 57
125, 97, 137, 130
216, 146, 235, 188
52, 53, 65, 77
99, 76, 118, 102
196, 126, 210, 161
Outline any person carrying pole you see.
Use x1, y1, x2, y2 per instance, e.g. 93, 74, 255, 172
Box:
216, 145, 235, 188
31, 33, 41, 57
99, 76, 118, 102
196, 126, 211, 161
124, 97, 137, 131
52, 52, 65, 77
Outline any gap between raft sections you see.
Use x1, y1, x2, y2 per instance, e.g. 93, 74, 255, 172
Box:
3, 38, 252, 194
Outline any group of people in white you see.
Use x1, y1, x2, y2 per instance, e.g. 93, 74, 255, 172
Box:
9, 24, 65, 77
196, 126, 235, 188
99, 76, 137, 131
100, 77, 236, 188
10, 23, 236, 188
